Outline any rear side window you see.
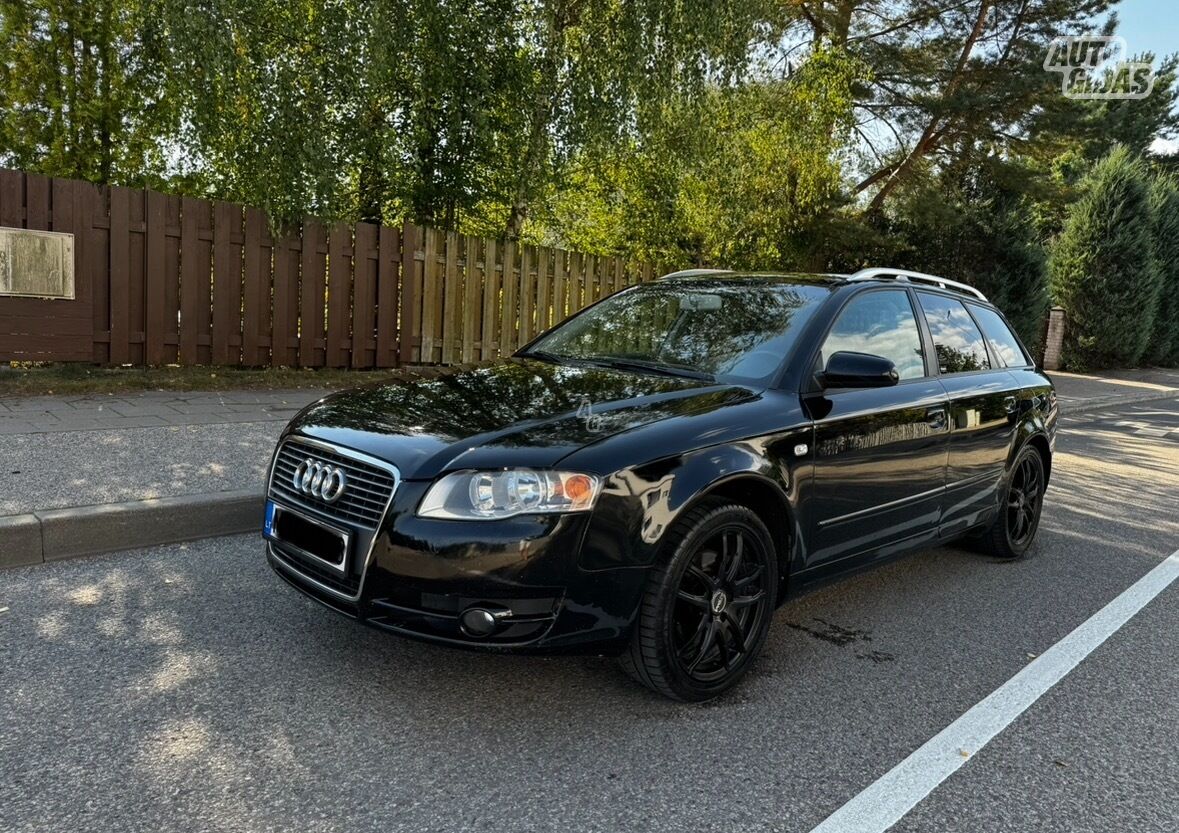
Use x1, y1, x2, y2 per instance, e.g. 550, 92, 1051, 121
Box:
917, 293, 991, 374
820, 289, 925, 379
968, 304, 1029, 367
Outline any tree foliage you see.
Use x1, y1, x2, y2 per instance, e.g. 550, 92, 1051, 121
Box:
0, 0, 174, 184
1144, 174, 1179, 365
1049, 147, 1162, 369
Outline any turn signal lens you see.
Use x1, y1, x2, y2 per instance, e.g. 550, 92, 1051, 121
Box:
418, 469, 602, 520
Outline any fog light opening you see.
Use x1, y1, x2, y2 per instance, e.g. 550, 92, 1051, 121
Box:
459, 607, 510, 638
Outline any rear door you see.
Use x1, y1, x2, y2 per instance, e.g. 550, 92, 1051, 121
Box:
806, 288, 950, 566
915, 292, 1022, 537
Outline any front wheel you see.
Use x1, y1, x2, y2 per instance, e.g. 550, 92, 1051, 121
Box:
619, 499, 778, 701
978, 444, 1046, 560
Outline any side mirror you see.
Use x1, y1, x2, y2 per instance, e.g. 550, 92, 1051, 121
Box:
819, 351, 900, 389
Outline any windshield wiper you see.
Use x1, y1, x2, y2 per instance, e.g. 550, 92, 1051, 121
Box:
516, 349, 568, 364
580, 356, 714, 382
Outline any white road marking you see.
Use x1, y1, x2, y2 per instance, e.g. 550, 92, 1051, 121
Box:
808, 549, 1179, 833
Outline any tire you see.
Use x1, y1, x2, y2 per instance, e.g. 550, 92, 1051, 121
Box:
978, 443, 1046, 560
618, 498, 778, 701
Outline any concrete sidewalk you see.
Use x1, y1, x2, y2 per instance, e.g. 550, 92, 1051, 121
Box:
1, 367, 1176, 568
1, 389, 329, 567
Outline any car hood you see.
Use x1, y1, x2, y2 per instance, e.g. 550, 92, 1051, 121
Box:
289, 358, 758, 479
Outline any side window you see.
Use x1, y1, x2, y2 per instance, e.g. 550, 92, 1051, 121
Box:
968, 304, 1029, 367
917, 293, 991, 374
820, 290, 925, 380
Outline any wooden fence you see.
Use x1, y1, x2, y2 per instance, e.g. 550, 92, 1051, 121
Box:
0, 169, 658, 367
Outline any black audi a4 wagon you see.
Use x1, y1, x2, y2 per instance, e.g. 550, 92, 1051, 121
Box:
263, 267, 1056, 700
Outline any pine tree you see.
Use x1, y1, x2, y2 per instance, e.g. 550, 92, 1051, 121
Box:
1048, 147, 1162, 369
1144, 175, 1179, 366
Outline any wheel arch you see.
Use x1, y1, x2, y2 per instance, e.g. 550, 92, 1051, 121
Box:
1025, 433, 1052, 485
695, 473, 797, 605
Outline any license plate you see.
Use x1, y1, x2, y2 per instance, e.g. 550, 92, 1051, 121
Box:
264, 500, 278, 539
265, 501, 351, 572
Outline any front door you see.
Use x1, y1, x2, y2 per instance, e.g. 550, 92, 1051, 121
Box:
805, 288, 950, 566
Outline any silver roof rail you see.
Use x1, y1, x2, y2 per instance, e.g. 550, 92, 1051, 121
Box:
848, 267, 987, 302
659, 268, 733, 280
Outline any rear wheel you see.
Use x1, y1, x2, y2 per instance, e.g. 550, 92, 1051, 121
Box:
619, 499, 777, 701
978, 444, 1046, 560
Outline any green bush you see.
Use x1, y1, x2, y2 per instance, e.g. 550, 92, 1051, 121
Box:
1048, 147, 1162, 369
1143, 175, 1179, 366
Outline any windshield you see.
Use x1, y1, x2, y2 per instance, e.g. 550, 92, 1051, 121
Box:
524, 280, 832, 384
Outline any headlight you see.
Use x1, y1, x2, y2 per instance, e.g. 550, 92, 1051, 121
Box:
417, 469, 601, 520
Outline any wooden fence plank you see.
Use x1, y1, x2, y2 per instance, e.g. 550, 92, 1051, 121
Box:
376, 224, 400, 367
571, 251, 586, 315
419, 226, 439, 363
499, 240, 517, 356
441, 230, 460, 364
109, 187, 132, 364
128, 190, 147, 364
299, 220, 326, 367
553, 249, 567, 327
179, 197, 205, 363
25, 174, 49, 230
211, 201, 243, 365
535, 246, 551, 334
271, 230, 299, 367
399, 222, 419, 364
352, 222, 378, 368
325, 223, 352, 368
241, 209, 268, 365
519, 244, 534, 345
161, 196, 180, 363
144, 191, 168, 364
195, 200, 214, 364
480, 239, 499, 360
0, 170, 22, 227
462, 235, 479, 363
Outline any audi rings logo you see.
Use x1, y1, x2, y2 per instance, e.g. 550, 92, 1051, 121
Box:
292, 458, 348, 503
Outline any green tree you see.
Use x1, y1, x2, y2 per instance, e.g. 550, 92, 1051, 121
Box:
0, 0, 173, 184
889, 166, 1049, 350
1144, 174, 1179, 365
1048, 147, 1161, 369
539, 45, 865, 269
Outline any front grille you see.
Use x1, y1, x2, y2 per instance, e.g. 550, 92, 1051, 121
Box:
269, 439, 397, 528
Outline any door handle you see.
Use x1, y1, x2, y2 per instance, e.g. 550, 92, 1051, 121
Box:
926, 407, 947, 430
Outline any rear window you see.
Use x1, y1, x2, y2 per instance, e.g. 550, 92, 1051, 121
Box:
916, 293, 991, 374
968, 304, 1030, 367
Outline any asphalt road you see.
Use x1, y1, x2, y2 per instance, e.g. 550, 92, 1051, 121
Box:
2, 397, 1177, 833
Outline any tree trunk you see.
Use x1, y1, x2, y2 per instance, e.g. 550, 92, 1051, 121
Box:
98, 0, 114, 183
859, 1, 992, 214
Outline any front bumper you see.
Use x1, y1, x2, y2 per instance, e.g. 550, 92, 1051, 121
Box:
266, 479, 648, 654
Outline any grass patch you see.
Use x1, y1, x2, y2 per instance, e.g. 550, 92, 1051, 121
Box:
0, 363, 416, 397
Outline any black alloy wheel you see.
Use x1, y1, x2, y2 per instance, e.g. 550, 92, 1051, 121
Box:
979, 443, 1046, 560
620, 498, 777, 701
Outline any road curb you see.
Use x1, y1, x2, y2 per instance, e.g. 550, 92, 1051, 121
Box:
1, 490, 263, 569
